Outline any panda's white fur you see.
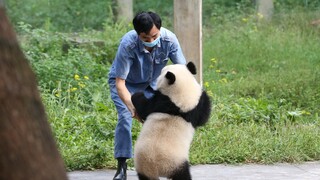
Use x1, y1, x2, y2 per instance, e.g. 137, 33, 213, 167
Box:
156, 64, 202, 112
134, 113, 194, 179
132, 62, 211, 179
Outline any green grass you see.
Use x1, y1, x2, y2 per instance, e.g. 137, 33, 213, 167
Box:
193, 10, 320, 165
191, 121, 320, 164
18, 9, 320, 170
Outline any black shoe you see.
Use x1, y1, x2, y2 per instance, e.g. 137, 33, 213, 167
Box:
113, 159, 127, 180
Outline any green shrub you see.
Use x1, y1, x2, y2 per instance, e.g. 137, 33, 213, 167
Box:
6, 0, 113, 31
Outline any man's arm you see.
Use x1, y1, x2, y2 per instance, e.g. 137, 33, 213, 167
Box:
115, 77, 137, 118
169, 34, 186, 64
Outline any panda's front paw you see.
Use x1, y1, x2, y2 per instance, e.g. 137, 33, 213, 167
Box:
131, 92, 146, 107
132, 92, 144, 102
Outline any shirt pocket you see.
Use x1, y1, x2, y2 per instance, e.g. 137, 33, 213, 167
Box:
155, 57, 169, 65
155, 52, 169, 65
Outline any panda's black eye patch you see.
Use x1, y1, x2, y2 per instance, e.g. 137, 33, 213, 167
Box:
165, 71, 176, 85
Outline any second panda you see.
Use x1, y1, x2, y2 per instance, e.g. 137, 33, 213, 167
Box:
131, 62, 212, 180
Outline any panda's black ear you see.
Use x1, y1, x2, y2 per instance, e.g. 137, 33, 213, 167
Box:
165, 71, 176, 85
187, 62, 197, 75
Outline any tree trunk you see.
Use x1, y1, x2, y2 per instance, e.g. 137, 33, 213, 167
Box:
0, 6, 67, 180
174, 0, 203, 85
114, 0, 133, 23
256, 0, 274, 21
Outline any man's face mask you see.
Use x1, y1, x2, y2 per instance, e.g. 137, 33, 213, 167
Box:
142, 35, 160, 47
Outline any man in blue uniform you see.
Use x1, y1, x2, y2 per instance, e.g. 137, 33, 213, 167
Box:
108, 11, 186, 180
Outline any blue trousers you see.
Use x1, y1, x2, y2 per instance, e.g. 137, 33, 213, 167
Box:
108, 78, 154, 159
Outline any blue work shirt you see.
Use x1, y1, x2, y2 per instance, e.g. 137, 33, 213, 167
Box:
108, 27, 186, 93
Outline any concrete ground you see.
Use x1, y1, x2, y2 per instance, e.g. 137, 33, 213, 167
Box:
68, 161, 320, 180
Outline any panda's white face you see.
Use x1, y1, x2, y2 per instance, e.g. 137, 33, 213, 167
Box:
156, 63, 202, 112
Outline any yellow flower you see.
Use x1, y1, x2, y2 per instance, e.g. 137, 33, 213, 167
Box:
74, 74, 80, 81
219, 78, 228, 83
211, 58, 217, 63
71, 87, 78, 92
257, 13, 264, 19
78, 82, 86, 88
216, 69, 221, 73
84, 76, 89, 80
242, 18, 248, 22
55, 93, 60, 97
204, 81, 210, 88
207, 90, 214, 97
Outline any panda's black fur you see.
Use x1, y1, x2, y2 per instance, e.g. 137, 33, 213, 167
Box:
132, 89, 211, 128
132, 62, 211, 180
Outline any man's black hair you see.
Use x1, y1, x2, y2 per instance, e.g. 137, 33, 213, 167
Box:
132, 11, 162, 35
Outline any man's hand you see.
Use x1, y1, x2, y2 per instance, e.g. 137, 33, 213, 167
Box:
115, 78, 144, 123
133, 112, 143, 123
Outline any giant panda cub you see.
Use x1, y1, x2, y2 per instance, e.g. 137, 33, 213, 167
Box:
131, 61, 212, 180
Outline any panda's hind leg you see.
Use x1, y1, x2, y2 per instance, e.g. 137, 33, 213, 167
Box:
170, 161, 192, 180
137, 173, 149, 180
137, 172, 159, 180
